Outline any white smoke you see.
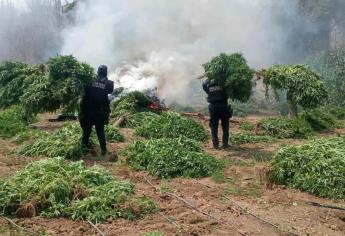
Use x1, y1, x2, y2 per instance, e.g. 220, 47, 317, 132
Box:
62, 0, 303, 106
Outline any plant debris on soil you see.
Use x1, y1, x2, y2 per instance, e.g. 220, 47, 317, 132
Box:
268, 136, 345, 199
135, 112, 208, 142
126, 137, 223, 178
0, 157, 156, 222
230, 132, 275, 145
19, 123, 124, 159
0, 106, 36, 139
121, 112, 160, 128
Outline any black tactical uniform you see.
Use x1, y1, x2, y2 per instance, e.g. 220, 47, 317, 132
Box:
202, 79, 231, 149
79, 65, 114, 155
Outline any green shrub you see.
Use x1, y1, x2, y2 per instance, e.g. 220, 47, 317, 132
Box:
126, 138, 223, 178
268, 136, 345, 199
260, 117, 313, 139
0, 158, 151, 222
135, 112, 208, 142
19, 123, 124, 159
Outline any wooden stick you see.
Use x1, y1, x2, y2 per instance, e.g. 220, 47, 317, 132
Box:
305, 201, 345, 211
113, 112, 130, 127
221, 195, 300, 236
87, 220, 105, 236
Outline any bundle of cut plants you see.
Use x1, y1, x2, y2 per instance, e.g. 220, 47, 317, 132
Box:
126, 137, 223, 178
20, 55, 95, 115
19, 123, 124, 159
268, 136, 345, 199
259, 65, 327, 116
135, 111, 208, 142
202, 53, 255, 102
0, 158, 156, 222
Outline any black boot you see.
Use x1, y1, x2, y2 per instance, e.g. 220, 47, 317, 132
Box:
101, 148, 108, 156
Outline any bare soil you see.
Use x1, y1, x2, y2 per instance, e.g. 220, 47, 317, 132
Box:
0, 115, 345, 236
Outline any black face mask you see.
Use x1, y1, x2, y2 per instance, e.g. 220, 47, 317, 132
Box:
97, 65, 108, 78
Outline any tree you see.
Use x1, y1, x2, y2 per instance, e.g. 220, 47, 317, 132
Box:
308, 48, 345, 106
259, 65, 327, 117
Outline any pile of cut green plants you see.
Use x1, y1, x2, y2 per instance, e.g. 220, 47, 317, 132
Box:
135, 112, 208, 142
259, 116, 314, 139
19, 123, 124, 159
230, 132, 275, 145
0, 106, 36, 139
0, 158, 156, 222
300, 107, 345, 131
268, 136, 345, 199
126, 137, 223, 178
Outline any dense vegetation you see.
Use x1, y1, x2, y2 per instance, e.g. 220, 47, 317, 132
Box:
0, 56, 94, 116
269, 136, 345, 199
203, 53, 255, 102
0, 62, 41, 108
19, 123, 124, 159
260, 117, 314, 139
135, 112, 208, 142
260, 65, 327, 116
0, 158, 156, 222
0, 106, 35, 138
126, 138, 223, 178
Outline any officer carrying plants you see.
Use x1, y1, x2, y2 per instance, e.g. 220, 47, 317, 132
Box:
203, 79, 231, 149
79, 65, 114, 155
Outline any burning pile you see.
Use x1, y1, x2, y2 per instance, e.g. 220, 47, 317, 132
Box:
110, 91, 165, 128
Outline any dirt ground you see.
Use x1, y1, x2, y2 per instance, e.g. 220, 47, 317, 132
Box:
0, 115, 345, 236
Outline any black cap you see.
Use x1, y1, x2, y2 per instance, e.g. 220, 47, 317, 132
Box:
97, 65, 108, 78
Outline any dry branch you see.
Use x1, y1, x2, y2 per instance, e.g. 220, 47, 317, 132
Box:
87, 220, 105, 236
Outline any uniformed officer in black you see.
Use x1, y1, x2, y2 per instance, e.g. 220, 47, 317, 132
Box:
203, 79, 231, 149
79, 65, 114, 155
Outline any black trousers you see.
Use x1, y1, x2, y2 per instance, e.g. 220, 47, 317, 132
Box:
79, 111, 107, 152
209, 103, 230, 147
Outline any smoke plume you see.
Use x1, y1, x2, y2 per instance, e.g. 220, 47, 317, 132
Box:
63, 0, 291, 105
